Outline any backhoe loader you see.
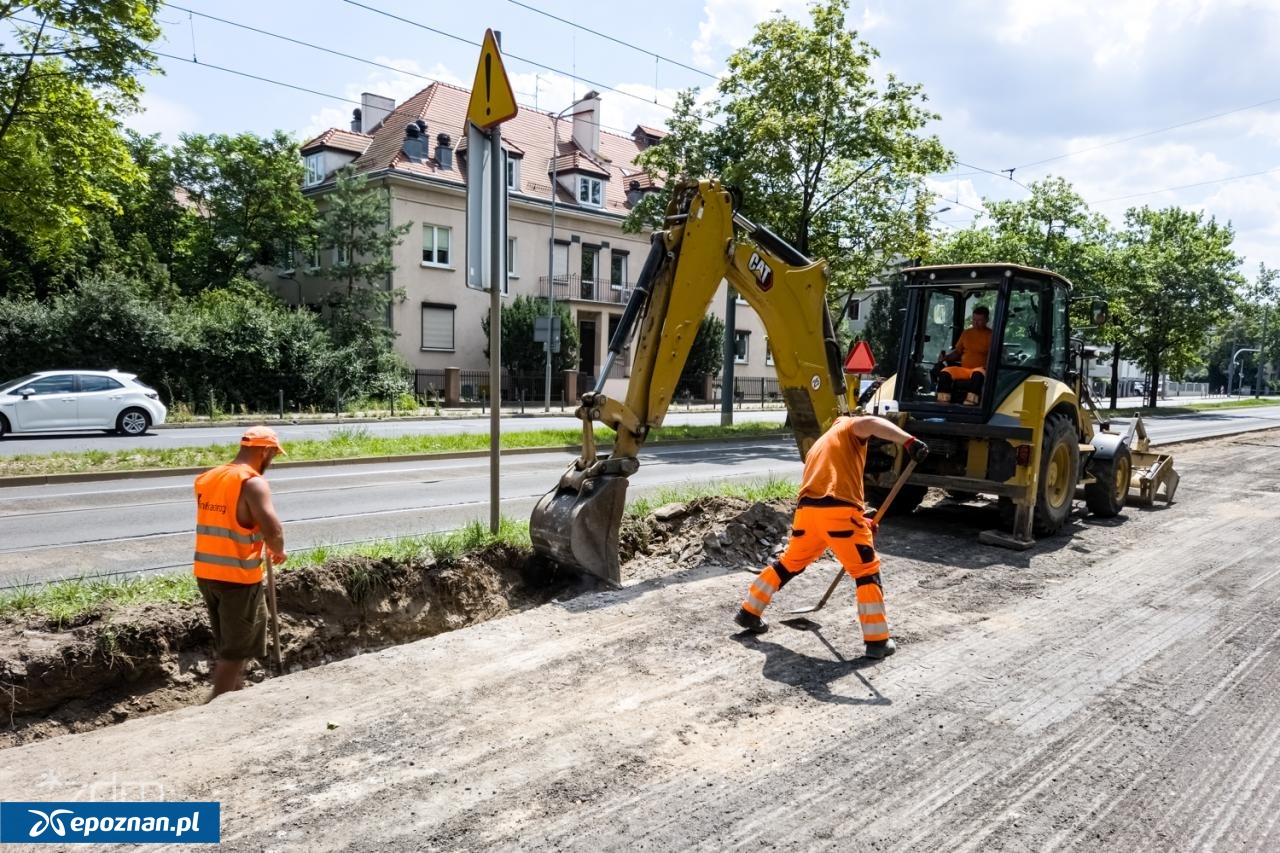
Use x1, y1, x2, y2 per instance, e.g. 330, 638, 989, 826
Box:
528, 182, 1179, 585
859, 263, 1178, 548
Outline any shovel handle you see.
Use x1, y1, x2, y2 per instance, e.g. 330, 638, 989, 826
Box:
265, 559, 283, 675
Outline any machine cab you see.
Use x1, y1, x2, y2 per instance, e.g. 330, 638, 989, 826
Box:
894, 264, 1072, 422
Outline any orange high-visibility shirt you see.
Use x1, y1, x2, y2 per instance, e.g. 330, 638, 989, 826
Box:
956, 326, 992, 370
193, 463, 264, 585
797, 416, 868, 508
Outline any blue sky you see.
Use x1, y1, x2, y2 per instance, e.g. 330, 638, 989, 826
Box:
127, 0, 1280, 285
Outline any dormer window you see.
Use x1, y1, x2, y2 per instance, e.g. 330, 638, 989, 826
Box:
304, 153, 324, 187
506, 155, 520, 190
578, 176, 603, 207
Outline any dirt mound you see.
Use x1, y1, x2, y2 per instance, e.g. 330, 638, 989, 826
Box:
0, 498, 771, 748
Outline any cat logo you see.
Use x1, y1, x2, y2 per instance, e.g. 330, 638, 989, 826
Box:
747, 252, 774, 291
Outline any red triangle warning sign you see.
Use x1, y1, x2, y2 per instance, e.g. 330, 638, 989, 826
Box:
844, 340, 876, 374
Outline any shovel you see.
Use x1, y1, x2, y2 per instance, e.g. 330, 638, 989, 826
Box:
786, 458, 919, 616
265, 555, 283, 675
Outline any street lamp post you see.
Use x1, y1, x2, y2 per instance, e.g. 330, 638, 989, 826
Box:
1229, 346, 1260, 397
544, 92, 598, 412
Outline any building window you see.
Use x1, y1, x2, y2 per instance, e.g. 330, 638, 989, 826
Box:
333, 245, 349, 265
305, 246, 321, 270
421, 303, 455, 351
734, 330, 750, 364
506, 156, 520, 190
610, 251, 628, 288
578, 176, 603, 207
304, 154, 324, 187
506, 237, 517, 291
552, 240, 569, 282
848, 299, 862, 321
765, 338, 774, 367
422, 225, 451, 266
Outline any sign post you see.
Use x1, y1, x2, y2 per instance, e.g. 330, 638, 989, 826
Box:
465, 28, 519, 533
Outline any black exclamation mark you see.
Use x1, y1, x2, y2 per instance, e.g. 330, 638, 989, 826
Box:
484, 54, 492, 116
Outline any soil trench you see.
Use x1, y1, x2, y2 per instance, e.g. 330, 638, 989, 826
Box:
0, 496, 790, 748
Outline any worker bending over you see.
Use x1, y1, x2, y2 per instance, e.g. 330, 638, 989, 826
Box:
734, 415, 928, 659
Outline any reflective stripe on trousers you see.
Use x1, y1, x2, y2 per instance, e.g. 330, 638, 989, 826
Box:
739, 504, 889, 641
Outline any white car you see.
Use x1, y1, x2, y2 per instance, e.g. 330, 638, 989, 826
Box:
0, 370, 168, 437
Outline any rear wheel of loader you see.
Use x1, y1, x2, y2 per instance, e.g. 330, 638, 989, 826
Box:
1084, 443, 1131, 517
1033, 413, 1080, 536
867, 483, 927, 517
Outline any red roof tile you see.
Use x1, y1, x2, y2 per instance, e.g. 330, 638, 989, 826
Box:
301, 127, 372, 156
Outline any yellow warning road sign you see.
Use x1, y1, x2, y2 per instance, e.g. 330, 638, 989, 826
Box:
467, 29, 519, 130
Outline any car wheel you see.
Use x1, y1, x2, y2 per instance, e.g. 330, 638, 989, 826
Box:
116, 408, 151, 436
0, 414, 8, 438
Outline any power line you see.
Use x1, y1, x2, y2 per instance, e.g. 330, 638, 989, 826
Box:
152, 49, 364, 107
1013, 94, 1280, 171
502, 0, 718, 82
1089, 165, 1280, 205
955, 159, 1032, 192
338, 0, 687, 117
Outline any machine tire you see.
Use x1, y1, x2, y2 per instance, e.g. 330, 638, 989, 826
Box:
1033, 413, 1080, 536
116, 407, 151, 436
866, 483, 927, 517
1084, 443, 1131, 518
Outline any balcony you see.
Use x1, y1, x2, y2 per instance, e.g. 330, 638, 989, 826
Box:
538, 274, 633, 305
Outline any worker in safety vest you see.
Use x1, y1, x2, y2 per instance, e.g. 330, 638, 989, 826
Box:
935, 304, 992, 405
734, 416, 928, 659
193, 426, 287, 700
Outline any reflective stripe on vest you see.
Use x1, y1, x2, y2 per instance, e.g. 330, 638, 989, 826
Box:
193, 464, 264, 584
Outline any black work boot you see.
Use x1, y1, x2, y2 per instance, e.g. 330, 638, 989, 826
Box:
864, 638, 897, 659
734, 608, 768, 634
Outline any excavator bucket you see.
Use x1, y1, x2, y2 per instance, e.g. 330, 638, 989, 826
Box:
1124, 414, 1179, 506
529, 470, 631, 587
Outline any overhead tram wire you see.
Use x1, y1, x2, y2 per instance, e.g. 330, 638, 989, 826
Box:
502, 0, 719, 82
338, 0, 702, 122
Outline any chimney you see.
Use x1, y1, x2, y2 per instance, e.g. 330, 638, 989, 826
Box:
435, 133, 453, 170
350, 108, 362, 133
402, 122, 428, 163
571, 90, 602, 157
360, 92, 395, 133
626, 180, 644, 207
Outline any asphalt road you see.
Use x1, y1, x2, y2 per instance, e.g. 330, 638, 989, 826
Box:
2, 404, 1278, 588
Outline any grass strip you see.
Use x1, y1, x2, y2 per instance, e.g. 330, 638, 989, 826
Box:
0, 422, 788, 478
0, 478, 798, 624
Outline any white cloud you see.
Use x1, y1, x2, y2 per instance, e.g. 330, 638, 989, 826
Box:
301, 58, 464, 141
691, 0, 809, 69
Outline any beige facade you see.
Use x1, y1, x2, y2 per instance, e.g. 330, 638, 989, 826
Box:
289, 84, 774, 400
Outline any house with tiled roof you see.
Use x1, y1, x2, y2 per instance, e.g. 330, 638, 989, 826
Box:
285, 82, 776, 403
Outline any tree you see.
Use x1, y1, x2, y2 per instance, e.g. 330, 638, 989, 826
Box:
682, 314, 725, 387
627, 0, 951, 301
171, 131, 315, 292
0, 1, 160, 148
309, 167, 412, 347
481, 294, 579, 378
1115, 206, 1241, 408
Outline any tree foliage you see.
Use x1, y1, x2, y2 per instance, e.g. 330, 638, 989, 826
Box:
626, 0, 951, 300
1115, 206, 1241, 406
481, 294, 580, 378
171, 131, 315, 292
683, 313, 725, 384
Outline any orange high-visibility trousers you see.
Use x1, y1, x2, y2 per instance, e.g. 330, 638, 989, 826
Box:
740, 504, 889, 642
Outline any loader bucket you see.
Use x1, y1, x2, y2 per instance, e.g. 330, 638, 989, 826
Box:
1128, 447, 1179, 506
530, 472, 631, 587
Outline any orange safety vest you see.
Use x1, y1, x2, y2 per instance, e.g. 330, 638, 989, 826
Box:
193, 463, 264, 585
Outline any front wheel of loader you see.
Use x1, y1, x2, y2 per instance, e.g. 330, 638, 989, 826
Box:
1084, 443, 1131, 518
1033, 413, 1079, 536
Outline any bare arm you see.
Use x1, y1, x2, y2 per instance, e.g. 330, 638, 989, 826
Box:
241, 477, 287, 563
851, 415, 916, 445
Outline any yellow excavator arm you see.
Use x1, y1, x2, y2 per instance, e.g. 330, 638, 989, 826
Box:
530, 179, 849, 585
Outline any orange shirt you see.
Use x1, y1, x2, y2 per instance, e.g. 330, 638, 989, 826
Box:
797, 416, 868, 508
956, 326, 992, 370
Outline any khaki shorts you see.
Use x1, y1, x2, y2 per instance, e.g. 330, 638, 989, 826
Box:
197, 577, 268, 662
